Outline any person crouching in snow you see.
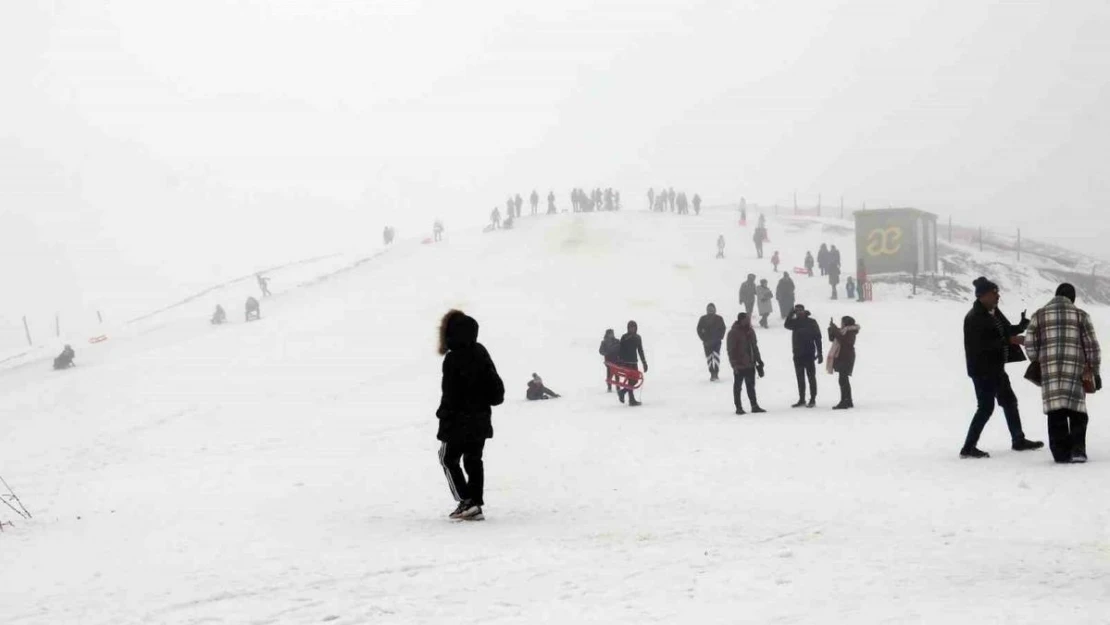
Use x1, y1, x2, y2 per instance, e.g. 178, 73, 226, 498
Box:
526, 373, 560, 400
826, 316, 860, 409
436, 310, 505, 521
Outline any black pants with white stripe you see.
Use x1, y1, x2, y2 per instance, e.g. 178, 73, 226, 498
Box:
703, 340, 722, 377
439, 439, 485, 506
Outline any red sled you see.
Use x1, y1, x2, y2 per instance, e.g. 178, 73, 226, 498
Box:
739, 219, 747, 227
793, 267, 810, 275
88, 335, 108, 344
606, 362, 643, 391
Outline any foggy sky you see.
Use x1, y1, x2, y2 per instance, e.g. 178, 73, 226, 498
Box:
2, 0, 1109, 348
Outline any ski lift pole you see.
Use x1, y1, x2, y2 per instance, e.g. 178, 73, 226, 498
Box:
0, 475, 31, 519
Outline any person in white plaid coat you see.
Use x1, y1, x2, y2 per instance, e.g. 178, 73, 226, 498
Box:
1024, 283, 1102, 463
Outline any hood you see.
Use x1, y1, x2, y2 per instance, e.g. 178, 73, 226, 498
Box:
438, 310, 479, 355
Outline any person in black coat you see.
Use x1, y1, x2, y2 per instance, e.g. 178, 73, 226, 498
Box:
776, 272, 796, 319
696, 303, 727, 381
436, 310, 505, 521
599, 328, 621, 392
526, 373, 560, 400
618, 320, 648, 406
784, 304, 822, 407
960, 277, 1042, 458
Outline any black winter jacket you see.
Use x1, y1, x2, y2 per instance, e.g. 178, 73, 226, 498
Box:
784, 311, 823, 361
963, 301, 1028, 378
776, 278, 795, 301
697, 313, 727, 344
619, 333, 647, 368
739, 280, 757, 305
436, 312, 505, 443
599, 336, 620, 361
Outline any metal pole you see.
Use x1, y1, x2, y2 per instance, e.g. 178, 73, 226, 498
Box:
22, 316, 31, 346
97, 311, 103, 324
55, 313, 60, 338
840, 196, 844, 219
793, 191, 797, 215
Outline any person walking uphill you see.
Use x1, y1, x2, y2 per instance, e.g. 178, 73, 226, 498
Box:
697, 303, 727, 381
436, 310, 505, 521
756, 279, 774, 328
1025, 283, 1102, 463
785, 305, 822, 408
960, 277, 1043, 459
727, 313, 765, 414
827, 316, 860, 409
739, 274, 758, 316
617, 321, 649, 406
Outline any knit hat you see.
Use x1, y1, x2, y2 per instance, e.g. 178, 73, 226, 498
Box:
737, 312, 748, 322
1056, 283, 1077, 303
973, 277, 999, 298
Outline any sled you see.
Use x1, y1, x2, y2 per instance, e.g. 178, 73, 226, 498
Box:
88, 335, 108, 344
738, 219, 747, 227
793, 267, 810, 275
606, 362, 643, 391
421, 237, 434, 245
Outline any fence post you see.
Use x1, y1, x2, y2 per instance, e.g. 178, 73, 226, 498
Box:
55, 313, 60, 338
979, 226, 983, 252
1017, 228, 1021, 262
793, 191, 797, 215
839, 196, 844, 219
23, 316, 32, 346
97, 311, 103, 324
817, 194, 822, 215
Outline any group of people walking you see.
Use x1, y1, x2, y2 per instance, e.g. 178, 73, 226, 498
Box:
695, 301, 860, 413
599, 323, 649, 407
961, 277, 1101, 463
738, 273, 797, 328
573, 188, 621, 213
648, 188, 702, 215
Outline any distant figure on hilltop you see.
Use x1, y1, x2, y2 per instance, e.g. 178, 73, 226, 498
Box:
668, 187, 676, 212
383, 226, 395, 246
490, 207, 502, 230
53, 344, 76, 370
717, 235, 726, 259
211, 305, 227, 325
433, 220, 444, 242
514, 194, 524, 218
547, 190, 557, 214
245, 297, 261, 322
692, 193, 702, 215
648, 188, 655, 211
530, 190, 539, 215
257, 274, 272, 298
818, 244, 830, 276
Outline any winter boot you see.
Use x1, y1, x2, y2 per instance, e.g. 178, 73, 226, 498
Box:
806, 397, 817, 408
1011, 439, 1044, 452
832, 401, 853, 410
735, 407, 746, 415
629, 398, 642, 407
1072, 448, 1088, 463
750, 405, 766, 414
791, 399, 807, 408
618, 389, 626, 404
960, 447, 990, 459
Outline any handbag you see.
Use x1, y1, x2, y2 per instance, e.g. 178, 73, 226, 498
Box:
1079, 312, 1097, 394
1024, 314, 1044, 387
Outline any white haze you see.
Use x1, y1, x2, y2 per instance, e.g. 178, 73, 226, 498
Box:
2, 0, 1109, 350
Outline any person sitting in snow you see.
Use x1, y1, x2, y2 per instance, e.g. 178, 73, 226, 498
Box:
53, 344, 76, 370
526, 373, 560, 400
211, 305, 227, 325
245, 296, 261, 322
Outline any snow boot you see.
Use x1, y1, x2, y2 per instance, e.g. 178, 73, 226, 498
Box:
735, 407, 746, 415
791, 399, 807, 408
832, 401, 853, 410
629, 398, 642, 407
806, 398, 816, 408
1072, 448, 1088, 463
456, 501, 483, 521
1012, 439, 1044, 452
960, 447, 990, 459
750, 405, 766, 414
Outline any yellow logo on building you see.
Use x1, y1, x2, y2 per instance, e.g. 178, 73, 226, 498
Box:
866, 227, 903, 256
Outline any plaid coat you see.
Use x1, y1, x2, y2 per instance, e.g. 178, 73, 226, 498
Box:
1024, 296, 1101, 414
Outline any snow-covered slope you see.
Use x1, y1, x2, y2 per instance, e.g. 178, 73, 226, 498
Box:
3, 209, 1109, 624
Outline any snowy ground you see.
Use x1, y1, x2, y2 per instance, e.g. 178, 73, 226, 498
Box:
3, 209, 1110, 624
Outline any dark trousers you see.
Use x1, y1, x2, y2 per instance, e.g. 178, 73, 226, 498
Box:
439, 439, 485, 506
605, 361, 616, 390
759, 313, 770, 328
733, 368, 758, 410
794, 359, 817, 400
838, 371, 852, 404
964, 373, 1025, 449
743, 301, 754, 316
617, 362, 639, 403
755, 244, 764, 259
703, 341, 722, 377
1047, 409, 1088, 462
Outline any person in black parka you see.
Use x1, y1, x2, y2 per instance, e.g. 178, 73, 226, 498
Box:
436, 310, 505, 521
53, 344, 76, 370
960, 277, 1042, 458
784, 304, 823, 408
599, 328, 621, 392
697, 303, 727, 381
776, 272, 796, 320
618, 320, 648, 406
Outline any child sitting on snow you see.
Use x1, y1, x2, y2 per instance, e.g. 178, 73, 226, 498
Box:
526, 373, 560, 400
